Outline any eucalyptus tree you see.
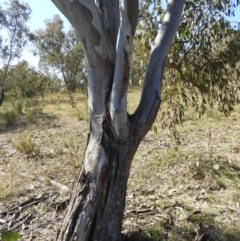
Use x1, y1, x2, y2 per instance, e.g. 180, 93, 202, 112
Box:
34, 15, 86, 92
132, 1, 240, 142
51, 0, 240, 240
5, 61, 48, 99
50, 0, 184, 240
0, 0, 31, 105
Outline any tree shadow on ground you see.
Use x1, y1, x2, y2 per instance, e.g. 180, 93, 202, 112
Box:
122, 230, 156, 241
0, 113, 58, 134
122, 211, 240, 241
123, 226, 240, 241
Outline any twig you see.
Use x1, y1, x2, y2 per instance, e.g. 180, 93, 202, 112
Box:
176, 206, 189, 230
0, 219, 6, 224
163, 201, 184, 210
188, 172, 198, 181
46, 179, 70, 192
0, 193, 47, 216
20, 173, 70, 193
186, 210, 201, 221
12, 212, 33, 229
125, 208, 155, 214
50, 198, 70, 212
194, 233, 205, 241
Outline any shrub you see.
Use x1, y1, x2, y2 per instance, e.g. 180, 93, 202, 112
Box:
2, 109, 17, 127
11, 100, 24, 114
24, 99, 44, 121
15, 134, 40, 158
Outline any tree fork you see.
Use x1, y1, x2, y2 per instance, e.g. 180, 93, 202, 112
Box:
51, 0, 184, 240
56, 106, 160, 240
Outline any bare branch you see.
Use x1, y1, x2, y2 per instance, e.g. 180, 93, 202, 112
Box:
109, 0, 139, 139
134, 0, 185, 128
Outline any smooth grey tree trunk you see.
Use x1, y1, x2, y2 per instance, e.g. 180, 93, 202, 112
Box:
51, 0, 185, 240
55, 105, 160, 241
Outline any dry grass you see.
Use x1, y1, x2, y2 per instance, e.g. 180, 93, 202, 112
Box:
0, 90, 240, 240
124, 102, 240, 241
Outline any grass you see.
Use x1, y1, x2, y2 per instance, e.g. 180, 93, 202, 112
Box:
0, 90, 240, 240
14, 133, 41, 158
0, 98, 45, 130
1, 109, 17, 127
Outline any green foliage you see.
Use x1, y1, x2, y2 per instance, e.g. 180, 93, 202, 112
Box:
33, 15, 87, 92
0, 0, 31, 105
11, 100, 24, 114
1, 230, 21, 241
24, 99, 44, 121
71, 95, 88, 122
166, 1, 240, 116
2, 109, 17, 127
15, 134, 41, 158
5, 61, 48, 99
1, 98, 44, 127
132, 0, 240, 142
72, 109, 88, 122
26, 105, 44, 121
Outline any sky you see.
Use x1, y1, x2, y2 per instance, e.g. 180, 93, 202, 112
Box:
1, 0, 240, 67
21, 1, 70, 67
25, 1, 240, 30
26, 1, 69, 30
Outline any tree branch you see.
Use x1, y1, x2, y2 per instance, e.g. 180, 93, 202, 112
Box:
109, 0, 139, 139
51, 0, 115, 125
98, 0, 120, 52
134, 0, 185, 129
51, 0, 114, 66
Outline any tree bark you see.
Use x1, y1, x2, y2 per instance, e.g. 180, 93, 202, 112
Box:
55, 84, 160, 241
56, 109, 160, 241
51, 0, 185, 240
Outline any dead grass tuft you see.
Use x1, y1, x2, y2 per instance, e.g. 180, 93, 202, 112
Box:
14, 134, 41, 158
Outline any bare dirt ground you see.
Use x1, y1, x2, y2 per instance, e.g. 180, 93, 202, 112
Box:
0, 91, 240, 241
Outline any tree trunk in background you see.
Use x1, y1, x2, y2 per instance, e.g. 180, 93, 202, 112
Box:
0, 84, 4, 106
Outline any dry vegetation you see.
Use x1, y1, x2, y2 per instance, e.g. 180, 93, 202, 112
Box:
0, 90, 240, 241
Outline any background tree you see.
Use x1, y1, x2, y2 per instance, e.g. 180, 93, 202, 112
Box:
5, 61, 48, 99
33, 15, 87, 92
0, 0, 31, 105
131, 0, 240, 143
